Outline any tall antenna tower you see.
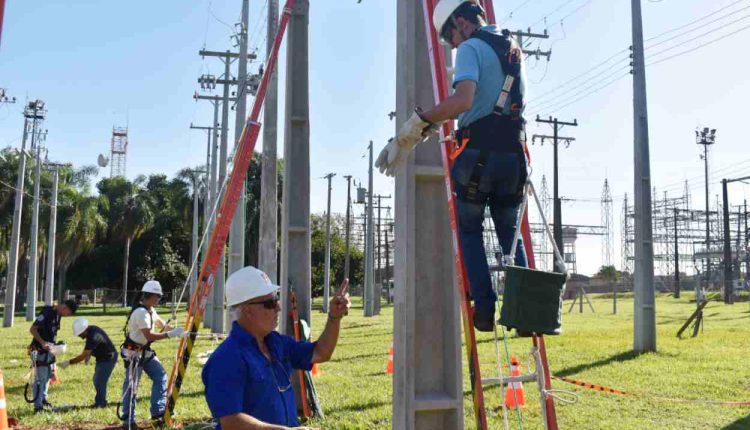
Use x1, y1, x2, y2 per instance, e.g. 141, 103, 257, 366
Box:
110, 126, 128, 177
539, 175, 551, 271
601, 178, 614, 267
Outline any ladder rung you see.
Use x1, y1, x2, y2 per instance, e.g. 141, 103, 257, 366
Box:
414, 164, 445, 178
413, 392, 461, 411
481, 373, 537, 387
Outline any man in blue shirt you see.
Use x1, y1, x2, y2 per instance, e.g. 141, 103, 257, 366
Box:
376, 0, 528, 331
202, 266, 350, 429
28, 299, 78, 412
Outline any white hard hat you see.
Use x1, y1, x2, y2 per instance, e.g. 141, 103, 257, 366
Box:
72, 318, 89, 336
142, 280, 163, 295
433, 0, 480, 45
226, 266, 280, 307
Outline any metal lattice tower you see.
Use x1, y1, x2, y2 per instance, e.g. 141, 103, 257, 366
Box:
110, 126, 128, 177
536, 174, 551, 271
601, 178, 614, 267
621, 193, 633, 274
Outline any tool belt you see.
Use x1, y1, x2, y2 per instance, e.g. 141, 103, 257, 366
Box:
28, 346, 55, 367
452, 115, 527, 205
120, 338, 155, 366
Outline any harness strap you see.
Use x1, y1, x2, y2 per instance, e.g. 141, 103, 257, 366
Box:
470, 29, 524, 122
464, 150, 491, 204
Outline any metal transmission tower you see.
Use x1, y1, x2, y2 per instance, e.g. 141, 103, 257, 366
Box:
110, 126, 128, 178
631, 0, 656, 353
4, 99, 45, 328
532, 116, 577, 273
696, 126, 716, 303
601, 178, 614, 267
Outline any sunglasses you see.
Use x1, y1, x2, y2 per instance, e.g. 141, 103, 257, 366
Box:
248, 294, 280, 310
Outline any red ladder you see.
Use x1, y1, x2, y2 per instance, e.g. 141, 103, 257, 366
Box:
419, 1, 559, 428
163, 0, 296, 424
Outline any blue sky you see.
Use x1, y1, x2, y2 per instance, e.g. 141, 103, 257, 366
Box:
1, 0, 749, 276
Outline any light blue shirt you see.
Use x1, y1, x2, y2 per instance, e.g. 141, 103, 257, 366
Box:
453, 25, 527, 128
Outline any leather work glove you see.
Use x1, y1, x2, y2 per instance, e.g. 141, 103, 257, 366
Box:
376, 109, 437, 177
166, 327, 186, 338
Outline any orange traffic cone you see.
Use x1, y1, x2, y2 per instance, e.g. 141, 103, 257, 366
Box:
311, 363, 321, 377
0, 369, 9, 430
385, 340, 394, 374
504, 355, 525, 409
49, 366, 61, 385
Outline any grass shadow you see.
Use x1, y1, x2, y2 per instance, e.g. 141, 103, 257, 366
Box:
328, 351, 386, 363
324, 398, 389, 414
554, 350, 641, 378
722, 415, 750, 429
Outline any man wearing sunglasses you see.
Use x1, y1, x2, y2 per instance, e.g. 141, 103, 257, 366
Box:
376, 0, 529, 332
202, 266, 351, 430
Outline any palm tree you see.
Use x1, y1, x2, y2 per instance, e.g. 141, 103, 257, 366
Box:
115, 182, 153, 307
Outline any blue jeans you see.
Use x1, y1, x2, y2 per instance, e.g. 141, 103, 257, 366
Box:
452, 149, 528, 315
121, 355, 167, 423
33, 364, 51, 410
93, 357, 117, 407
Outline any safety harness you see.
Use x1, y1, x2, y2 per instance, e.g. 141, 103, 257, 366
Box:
453, 28, 527, 205
118, 304, 156, 426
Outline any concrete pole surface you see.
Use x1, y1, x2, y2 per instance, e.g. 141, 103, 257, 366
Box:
344, 175, 352, 279
26, 142, 43, 321
364, 142, 375, 316
259, 0, 280, 283
205, 101, 221, 330
230, 0, 249, 290
212, 53, 232, 334
190, 175, 200, 301
3, 117, 30, 327
702, 143, 710, 303
280, 0, 310, 412
323, 173, 335, 313
44, 166, 59, 306
631, 0, 657, 353
393, 1, 463, 428
722, 180, 733, 303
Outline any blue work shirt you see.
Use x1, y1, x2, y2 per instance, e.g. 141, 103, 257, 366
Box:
202, 322, 316, 429
453, 25, 527, 128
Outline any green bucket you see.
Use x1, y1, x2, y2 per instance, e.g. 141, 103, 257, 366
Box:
499, 265, 566, 335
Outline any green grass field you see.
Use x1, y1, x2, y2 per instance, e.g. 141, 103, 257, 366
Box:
2, 292, 750, 429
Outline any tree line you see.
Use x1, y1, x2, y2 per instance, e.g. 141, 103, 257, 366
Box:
0, 147, 364, 307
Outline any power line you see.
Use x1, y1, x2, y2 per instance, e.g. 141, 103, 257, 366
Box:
527, 0, 579, 29
644, 3, 750, 51
644, 0, 747, 42
647, 21, 750, 67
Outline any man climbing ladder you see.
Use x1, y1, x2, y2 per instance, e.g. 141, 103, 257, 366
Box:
377, 0, 529, 331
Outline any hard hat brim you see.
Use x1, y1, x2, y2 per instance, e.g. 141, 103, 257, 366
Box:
228, 283, 280, 307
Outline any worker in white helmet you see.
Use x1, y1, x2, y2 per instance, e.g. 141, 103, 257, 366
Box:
202, 266, 350, 430
120, 280, 187, 429
58, 318, 118, 408
376, 0, 529, 331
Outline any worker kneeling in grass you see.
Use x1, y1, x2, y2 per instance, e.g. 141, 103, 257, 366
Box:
202, 266, 350, 430
58, 318, 118, 408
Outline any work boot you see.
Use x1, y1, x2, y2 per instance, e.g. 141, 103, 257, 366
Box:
150, 413, 166, 428
473, 307, 495, 332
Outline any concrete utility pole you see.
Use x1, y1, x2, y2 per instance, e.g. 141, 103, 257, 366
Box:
26, 129, 47, 321
323, 173, 335, 313
394, 2, 462, 428
364, 142, 376, 317
343, 175, 353, 280
230, 0, 250, 299
4, 100, 45, 328
44, 163, 66, 306
532, 117, 577, 273
631, 0, 657, 353
189, 123, 213, 299
696, 127, 716, 304
280, 0, 310, 412
259, 0, 280, 284
190, 172, 205, 302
